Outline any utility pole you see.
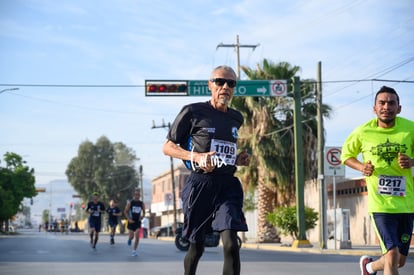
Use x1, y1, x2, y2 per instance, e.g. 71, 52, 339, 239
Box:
139, 164, 144, 202
317, 61, 327, 249
216, 34, 260, 79
151, 120, 177, 233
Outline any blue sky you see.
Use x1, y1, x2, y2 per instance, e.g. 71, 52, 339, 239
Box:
1, 0, 414, 189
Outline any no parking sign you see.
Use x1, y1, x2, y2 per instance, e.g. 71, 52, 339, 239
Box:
324, 147, 345, 176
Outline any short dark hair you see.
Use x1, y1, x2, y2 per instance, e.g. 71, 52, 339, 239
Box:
375, 86, 399, 104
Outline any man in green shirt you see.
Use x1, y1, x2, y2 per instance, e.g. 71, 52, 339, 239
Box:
341, 86, 414, 275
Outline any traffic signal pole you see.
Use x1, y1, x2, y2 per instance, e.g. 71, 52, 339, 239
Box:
291, 76, 312, 248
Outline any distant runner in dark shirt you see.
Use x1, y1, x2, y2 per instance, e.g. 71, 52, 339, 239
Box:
86, 192, 105, 249
106, 199, 122, 245
124, 189, 145, 257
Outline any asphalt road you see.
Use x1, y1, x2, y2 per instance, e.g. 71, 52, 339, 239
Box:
1, 229, 413, 275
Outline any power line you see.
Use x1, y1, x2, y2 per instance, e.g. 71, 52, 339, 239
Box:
323, 79, 414, 84
0, 84, 141, 88
1, 78, 413, 89
323, 56, 414, 98
1, 78, 411, 117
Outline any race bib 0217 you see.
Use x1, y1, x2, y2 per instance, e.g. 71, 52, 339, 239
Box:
377, 175, 406, 197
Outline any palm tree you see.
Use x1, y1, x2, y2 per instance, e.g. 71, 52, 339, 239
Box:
232, 59, 331, 242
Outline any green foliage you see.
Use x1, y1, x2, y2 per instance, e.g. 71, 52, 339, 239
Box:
65, 136, 139, 211
234, 58, 332, 205
266, 205, 318, 240
0, 152, 36, 229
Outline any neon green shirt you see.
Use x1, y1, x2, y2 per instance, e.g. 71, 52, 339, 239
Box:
341, 117, 414, 213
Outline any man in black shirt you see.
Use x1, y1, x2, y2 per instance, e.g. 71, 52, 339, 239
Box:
163, 65, 250, 275
86, 192, 105, 249
124, 189, 145, 257
106, 199, 122, 245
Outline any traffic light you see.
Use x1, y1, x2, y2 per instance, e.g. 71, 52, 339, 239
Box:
36, 187, 46, 193
145, 80, 188, 96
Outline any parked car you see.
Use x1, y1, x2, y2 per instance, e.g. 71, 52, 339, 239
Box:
151, 222, 183, 238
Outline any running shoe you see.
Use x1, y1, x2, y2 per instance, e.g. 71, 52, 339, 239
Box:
131, 250, 137, 257
127, 239, 132, 246
359, 255, 376, 275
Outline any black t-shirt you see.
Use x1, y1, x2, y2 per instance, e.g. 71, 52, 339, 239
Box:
167, 101, 243, 174
107, 206, 121, 223
128, 200, 143, 222
86, 201, 105, 219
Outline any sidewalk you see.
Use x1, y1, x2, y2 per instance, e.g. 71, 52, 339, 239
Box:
241, 242, 414, 257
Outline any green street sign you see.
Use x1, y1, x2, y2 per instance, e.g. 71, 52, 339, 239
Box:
145, 80, 287, 97
188, 80, 287, 97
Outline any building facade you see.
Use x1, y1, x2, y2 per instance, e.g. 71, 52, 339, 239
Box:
150, 164, 189, 227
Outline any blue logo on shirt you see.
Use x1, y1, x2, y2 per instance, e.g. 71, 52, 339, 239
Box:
232, 127, 238, 139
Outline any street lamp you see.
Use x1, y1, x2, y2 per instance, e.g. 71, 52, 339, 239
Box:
0, 87, 19, 94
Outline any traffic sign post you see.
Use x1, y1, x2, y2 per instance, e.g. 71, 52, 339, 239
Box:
324, 147, 345, 177
323, 146, 345, 250
164, 193, 173, 206
145, 80, 287, 97
164, 192, 173, 236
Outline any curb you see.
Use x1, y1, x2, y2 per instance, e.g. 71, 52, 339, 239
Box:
241, 242, 414, 257
158, 236, 414, 257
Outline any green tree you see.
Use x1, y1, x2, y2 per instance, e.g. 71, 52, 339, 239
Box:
65, 136, 139, 212
0, 152, 36, 232
267, 205, 318, 241
232, 59, 332, 242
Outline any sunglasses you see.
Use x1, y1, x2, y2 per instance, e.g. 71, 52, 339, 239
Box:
210, 78, 237, 88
